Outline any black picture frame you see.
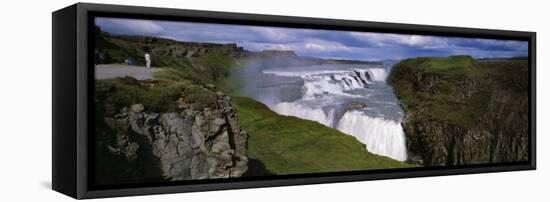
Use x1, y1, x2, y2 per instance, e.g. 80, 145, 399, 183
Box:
52, 3, 536, 199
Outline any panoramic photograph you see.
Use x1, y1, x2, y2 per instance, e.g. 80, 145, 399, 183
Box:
92, 17, 529, 185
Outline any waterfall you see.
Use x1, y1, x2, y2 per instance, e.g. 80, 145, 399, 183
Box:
336, 111, 407, 161
271, 102, 333, 126
365, 68, 388, 82
333, 74, 365, 90
302, 75, 348, 99
271, 103, 408, 161
259, 64, 408, 162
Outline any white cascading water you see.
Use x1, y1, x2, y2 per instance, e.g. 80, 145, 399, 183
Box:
336, 111, 407, 161
302, 75, 351, 98
365, 68, 388, 82
260, 64, 408, 161
272, 102, 333, 126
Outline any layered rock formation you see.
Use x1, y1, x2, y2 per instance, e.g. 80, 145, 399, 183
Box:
389, 56, 529, 166
95, 85, 248, 184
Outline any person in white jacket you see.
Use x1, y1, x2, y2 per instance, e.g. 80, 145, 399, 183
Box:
144, 52, 151, 68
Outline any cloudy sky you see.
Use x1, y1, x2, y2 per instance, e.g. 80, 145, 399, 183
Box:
96, 17, 528, 61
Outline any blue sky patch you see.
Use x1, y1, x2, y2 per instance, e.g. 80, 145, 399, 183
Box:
96, 17, 528, 61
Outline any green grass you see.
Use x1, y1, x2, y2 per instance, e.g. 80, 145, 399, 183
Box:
196, 53, 236, 81
153, 66, 213, 85
389, 56, 527, 128
95, 77, 217, 117
231, 96, 414, 176
395, 55, 476, 78
152, 53, 241, 93
219, 65, 246, 95
425, 55, 474, 72
96, 77, 183, 116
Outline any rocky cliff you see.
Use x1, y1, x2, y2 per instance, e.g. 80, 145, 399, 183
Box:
389, 56, 529, 166
94, 79, 248, 185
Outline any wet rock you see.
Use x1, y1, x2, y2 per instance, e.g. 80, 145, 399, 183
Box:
346, 102, 367, 110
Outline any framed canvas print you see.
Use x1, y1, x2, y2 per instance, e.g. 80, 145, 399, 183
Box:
52, 3, 536, 199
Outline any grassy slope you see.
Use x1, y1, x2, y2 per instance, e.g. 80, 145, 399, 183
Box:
389, 55, 528, 128
232, 96, 414, 176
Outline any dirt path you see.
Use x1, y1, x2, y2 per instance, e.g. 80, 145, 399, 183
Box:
95, 64, 162, 80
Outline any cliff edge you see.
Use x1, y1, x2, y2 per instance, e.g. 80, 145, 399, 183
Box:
94, 78, 248, 185
389, 56, 529, 166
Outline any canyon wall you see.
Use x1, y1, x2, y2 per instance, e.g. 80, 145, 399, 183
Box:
389, 56, 529, 166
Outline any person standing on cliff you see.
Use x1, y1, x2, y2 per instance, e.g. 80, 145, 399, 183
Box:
144, 52, 151, 69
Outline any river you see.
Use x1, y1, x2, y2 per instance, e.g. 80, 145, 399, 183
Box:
237, 61, 408, 161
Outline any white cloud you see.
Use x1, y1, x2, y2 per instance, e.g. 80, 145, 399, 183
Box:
249, 27, 294, 43
302, 40, 351, 52
304, 43, 325, 51
349, 32, 449, 49
247, 26, 317, 43
240, 41, 296, 51
96, 17, 164, 35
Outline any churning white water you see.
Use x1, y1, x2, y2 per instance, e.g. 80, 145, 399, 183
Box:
248, 63, 408, 161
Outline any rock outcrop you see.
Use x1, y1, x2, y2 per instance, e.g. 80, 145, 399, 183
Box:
389, 56, 529, 166
95, 87, 248, 184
